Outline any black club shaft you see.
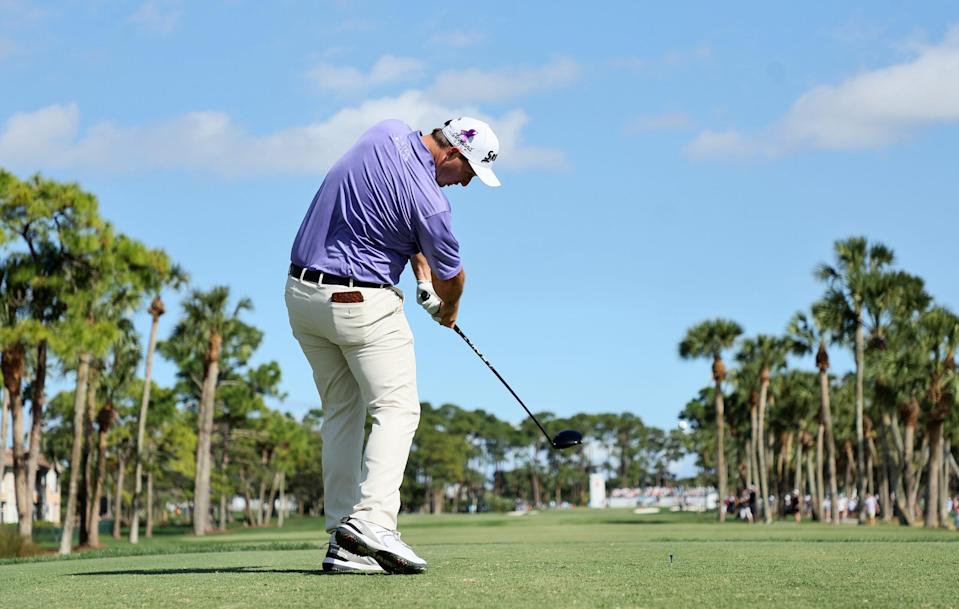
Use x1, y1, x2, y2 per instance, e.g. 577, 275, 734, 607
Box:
452, 325, 554, 445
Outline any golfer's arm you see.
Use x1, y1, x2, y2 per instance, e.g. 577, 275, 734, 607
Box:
410, 253, 465, 302
411, 253, 431, 282
432, 267, 465, 305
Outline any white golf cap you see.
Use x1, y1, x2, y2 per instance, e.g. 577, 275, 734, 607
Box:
441, 117, 501, 187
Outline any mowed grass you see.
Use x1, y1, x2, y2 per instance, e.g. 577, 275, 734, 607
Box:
2, 510, 958, 609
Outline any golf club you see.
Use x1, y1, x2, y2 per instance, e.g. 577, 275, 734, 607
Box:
452, 325, 583, 450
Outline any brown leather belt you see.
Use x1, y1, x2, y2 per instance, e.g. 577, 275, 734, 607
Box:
289, 264, 389, 289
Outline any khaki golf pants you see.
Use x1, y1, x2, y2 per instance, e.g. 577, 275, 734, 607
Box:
284, 275, 420, 533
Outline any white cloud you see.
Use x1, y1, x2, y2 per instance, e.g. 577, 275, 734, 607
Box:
430, 31, 484, 48
308, 55, 426, 93
428, 57, 582, 103
129, 1, 181, 35
0, 94, 567, 176
685, 129, 754, 159
687, 25, 959, 159
625, 112, 694, 134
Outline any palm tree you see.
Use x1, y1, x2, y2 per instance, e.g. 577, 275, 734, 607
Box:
873, 316, 927, 524
865, 273, 930, 523
161, 286, 253, 535
679, 318, 743, 521
787, 306, 840, 522
770, 370, 818, 519
131, 295, 166, 543
816, 236, 895, 523
0, 253, 41, 538
916, 306, 959, 527
736, 335, 788, 523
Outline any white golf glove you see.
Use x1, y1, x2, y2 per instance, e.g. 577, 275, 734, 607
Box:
416, 280, 443, 322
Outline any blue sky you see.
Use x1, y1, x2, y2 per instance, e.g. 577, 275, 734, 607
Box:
2, 1, 958, 433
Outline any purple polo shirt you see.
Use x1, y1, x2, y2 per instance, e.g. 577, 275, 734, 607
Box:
290, 120, 461, 285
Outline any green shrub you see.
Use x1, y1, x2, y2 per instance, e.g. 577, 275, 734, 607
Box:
0, 526, 43, 558
482, 495, 516, 513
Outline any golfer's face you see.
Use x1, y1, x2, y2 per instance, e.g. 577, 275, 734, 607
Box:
436, 150, 475, 188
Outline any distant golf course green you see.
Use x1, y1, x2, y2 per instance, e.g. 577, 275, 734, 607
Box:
3, 510, 958, 609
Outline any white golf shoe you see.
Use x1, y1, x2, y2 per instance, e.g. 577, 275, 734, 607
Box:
323, 535, 385, 574
335, 517, 427, 575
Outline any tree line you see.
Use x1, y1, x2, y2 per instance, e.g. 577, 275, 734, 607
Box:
680, 237, 959, 528
1, 171, 684, 552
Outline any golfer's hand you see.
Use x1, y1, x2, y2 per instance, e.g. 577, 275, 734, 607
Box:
416, 280, 443, 322
438, 300, 459, 328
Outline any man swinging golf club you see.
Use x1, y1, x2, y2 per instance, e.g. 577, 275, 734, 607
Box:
285, 117, 500, 574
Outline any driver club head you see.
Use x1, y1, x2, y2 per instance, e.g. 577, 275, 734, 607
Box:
551, 429, 584, 450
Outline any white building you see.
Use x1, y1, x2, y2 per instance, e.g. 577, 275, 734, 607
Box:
1, 449, 60, 525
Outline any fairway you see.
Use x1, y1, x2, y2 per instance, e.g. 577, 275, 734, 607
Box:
3, 511, 958, 609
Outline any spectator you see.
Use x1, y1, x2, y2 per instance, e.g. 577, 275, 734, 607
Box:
837, 493, 849, 523
739, 490, 754, 524
864, 493, 877, 525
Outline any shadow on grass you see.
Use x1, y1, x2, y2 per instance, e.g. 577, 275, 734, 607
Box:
600, 519, 678, 525
70, 566, 361, 576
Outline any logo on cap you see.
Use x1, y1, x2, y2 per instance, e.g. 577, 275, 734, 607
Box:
458, 129, 477, 143
481, 150, 497, 163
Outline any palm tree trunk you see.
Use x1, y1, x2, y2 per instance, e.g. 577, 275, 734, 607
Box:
145, 470, 154, 538
902, 403, 919, 521
193, 334, 221, 536
940, 439, 950, 528
88, 421, 110, 547
79, 369, 98, 546
26, 340, 48, 533
815, 422, 825, 521
879, 413, 903, 523
806, 450, 821, 520
113, 451, 126, 539
278, 472, 286, 528
241, 488, 255, 527
2, 344, 31, 538
778, 432, 792, 517
854, 311, 867, 524
749, 402, 759, 509
714, 378, 727, 522
879, 441, 892, 524
59, 352, 91, 554
218, 434, 230, 532
238, 469, 255, 526
256, 463, 269, 526
911, 435, 929, 521
1, 387, 8, 472
219, 493, 228, 532
757, 377, 771, 524
844, 441, 855, 497
925, 420, 944, 527
132, 301, 163, 544
795, 431, 803, 521
819, 368, 839, 524
265, 470, 280, 524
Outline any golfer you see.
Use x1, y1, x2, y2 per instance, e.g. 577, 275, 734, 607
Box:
285, 117, 500, 574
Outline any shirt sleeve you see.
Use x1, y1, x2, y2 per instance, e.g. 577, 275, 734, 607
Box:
413, 208, 462, 281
